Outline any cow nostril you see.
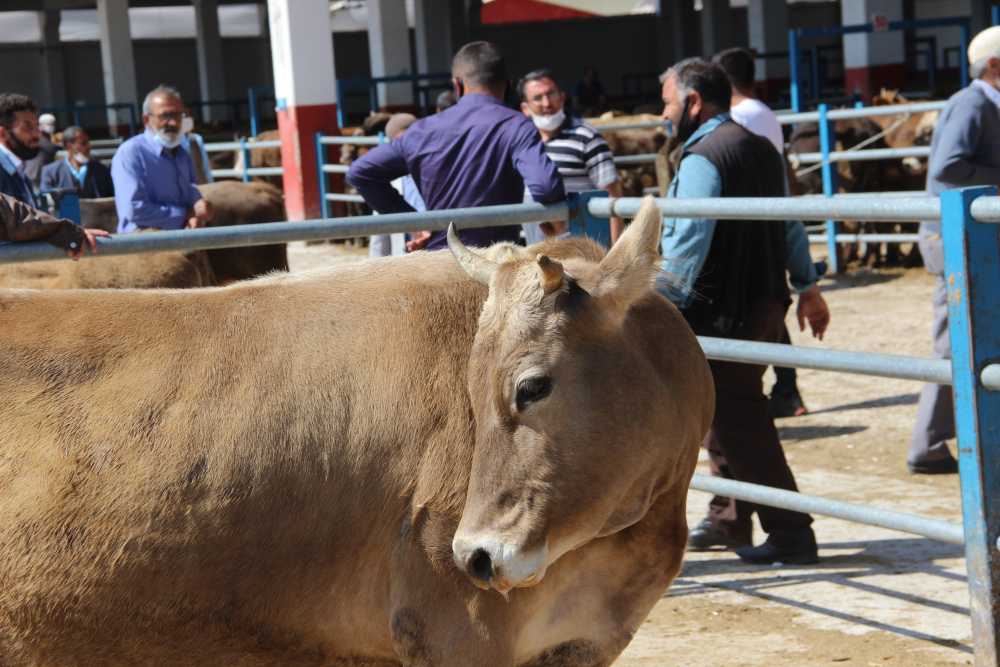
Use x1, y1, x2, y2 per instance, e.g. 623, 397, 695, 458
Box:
470, 549, 494, 583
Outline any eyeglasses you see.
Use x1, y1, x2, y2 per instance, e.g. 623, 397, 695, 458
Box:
528, 90, 561, 105
152, 112, 184, 122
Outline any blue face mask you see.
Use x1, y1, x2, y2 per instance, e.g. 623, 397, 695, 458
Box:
152, 127, 182, 149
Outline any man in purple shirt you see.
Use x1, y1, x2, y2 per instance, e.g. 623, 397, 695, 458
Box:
347, 42, 565, 251
111, 85, 214, 233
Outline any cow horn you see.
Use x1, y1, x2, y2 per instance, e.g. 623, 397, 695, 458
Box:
447, 223, 497, 287
536, 254, 564, 293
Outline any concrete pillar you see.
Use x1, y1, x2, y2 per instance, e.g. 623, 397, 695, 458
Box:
670, 0, 702, 63
415, 0, 452, 75
747, 0, 788, 102
267, 0, 339, 221
368, 0, 414, 112
194, 0, 227, 123
97, 0, 138, 137
701, 0, 733, 57
39, 10, 67, 110
841, 0, 905, 101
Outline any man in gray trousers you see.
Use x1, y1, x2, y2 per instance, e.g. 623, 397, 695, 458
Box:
909, 25, 1000, 474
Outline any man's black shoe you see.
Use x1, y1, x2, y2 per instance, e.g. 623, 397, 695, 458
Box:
907, 457, 959, 475
769, 389, 807, 418
688, 519, 752, 551
735, 541, 819, 565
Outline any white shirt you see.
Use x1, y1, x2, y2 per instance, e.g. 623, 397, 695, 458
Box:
729, 98, 785, 155
0, 140, 25, 172
973, 79, 1000, 113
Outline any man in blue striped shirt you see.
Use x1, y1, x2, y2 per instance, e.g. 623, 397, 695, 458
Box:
518, 70, 624, 245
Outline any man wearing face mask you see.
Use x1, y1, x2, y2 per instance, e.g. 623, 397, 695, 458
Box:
658, 58, 830, 565
347, 41, 564, 251
111, 85, 214, 233
0, 94, 45, 207
41, 126, 114, 199
517, 69, 624, 245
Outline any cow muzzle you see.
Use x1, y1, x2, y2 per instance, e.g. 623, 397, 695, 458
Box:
452, 536, 549, 594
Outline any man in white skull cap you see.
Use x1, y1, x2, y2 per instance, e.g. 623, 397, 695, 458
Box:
907, 25, 1000, 475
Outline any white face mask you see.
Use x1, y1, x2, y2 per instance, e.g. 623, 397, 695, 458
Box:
151, 125, 183, 149
530, 108, 566, 132
182, 116, 195, 134
40, 124, 55, 135
72, 151, 89, 164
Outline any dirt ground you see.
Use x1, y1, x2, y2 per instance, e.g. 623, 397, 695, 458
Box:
288, 242, 971, 667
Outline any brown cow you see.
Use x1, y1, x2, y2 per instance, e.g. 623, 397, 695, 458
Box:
0, 182, 285, 290
0, 197, 712, 666
588, 114, 667, 196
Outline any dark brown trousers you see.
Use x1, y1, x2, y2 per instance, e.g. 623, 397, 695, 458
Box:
703, 298, 816, 549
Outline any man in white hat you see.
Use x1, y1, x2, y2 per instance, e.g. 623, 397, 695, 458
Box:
24, 112, 58, 189
908, 25, 1000, 475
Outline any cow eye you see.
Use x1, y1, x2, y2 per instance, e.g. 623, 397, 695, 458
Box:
516, 376, 552, 411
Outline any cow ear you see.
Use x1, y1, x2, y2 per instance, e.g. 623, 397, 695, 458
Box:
593, 196, 662, 311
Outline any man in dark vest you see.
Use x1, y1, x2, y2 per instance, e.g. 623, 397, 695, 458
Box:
658, 58, 831, 565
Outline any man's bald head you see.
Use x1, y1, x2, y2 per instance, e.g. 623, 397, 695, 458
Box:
452, 42, 508, 95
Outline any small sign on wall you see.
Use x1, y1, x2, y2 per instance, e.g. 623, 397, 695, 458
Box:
872, 13, 890, 31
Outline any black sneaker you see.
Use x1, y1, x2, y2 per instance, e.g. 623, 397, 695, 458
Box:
907, 457, 959, 474
769, 389, 808, 418
687, 519, 752, 551
735, 541, 819, 565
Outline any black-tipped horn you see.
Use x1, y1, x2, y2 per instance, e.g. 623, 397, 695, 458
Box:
447, 223, 498, 287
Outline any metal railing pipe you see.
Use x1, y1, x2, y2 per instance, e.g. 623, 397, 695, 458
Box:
777, 101, 947, 125
0, 202, 572, 265
613, 153, 658, 166
323, 165, 351, 174
593, 120, 670, 132
203, 140, 282, 152
793, 146, 931, 164
807, 234, 921, 243
211, 167, 285, 178
320, 136, 381, 146
689, 474, 965, 545
970, 197, 1000, 223
325, 193, 365, 202
697, 336, 955, 384
589, 196, 944, 222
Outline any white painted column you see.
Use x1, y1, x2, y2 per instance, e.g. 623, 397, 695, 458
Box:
267, 0, 339, 220
194, 0, 227, 123
841, 0, 905, 101
96, 0, 137, 136
40, 10, 67, 109
368, 0, 414, 111
701, 0, 733, 57
415, 0, 452, 75
747, 0, 788, 102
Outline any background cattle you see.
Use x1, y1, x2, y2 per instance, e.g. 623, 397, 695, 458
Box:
0, 198, 713, 666
0, 182, 286, 290
587, 113, 667, 197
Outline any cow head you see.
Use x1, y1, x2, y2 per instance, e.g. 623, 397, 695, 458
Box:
450, 197, 676, 594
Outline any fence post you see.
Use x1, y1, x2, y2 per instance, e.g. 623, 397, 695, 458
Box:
315, 132, 328, 219
941, 185, 1000, 667
818, 104, 839, 273
567, 190, 611, 248
789, 29, 802, 112
249, 88, 260, 138
993, 5, 999, 26
239, 137, 251, 183
960, 22, 970, 89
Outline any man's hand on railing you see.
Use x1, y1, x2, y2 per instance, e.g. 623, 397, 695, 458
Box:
797, 285, 830, 341
406, 231, 431, 252
184, 199, 215, 229
68, 228, 109, 261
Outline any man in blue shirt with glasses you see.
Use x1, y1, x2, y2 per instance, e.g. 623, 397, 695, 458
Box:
111, 86, 214, 234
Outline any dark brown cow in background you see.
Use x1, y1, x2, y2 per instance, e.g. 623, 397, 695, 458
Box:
77, 181, 288, 286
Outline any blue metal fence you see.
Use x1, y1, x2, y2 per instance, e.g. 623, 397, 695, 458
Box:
789, 16, 970, 112
40, 103, 138, 138
335, 73, 452, 128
